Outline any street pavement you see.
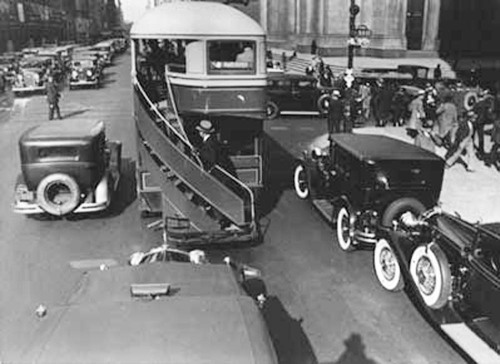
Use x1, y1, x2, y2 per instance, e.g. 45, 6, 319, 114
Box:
309, 125, 500, 224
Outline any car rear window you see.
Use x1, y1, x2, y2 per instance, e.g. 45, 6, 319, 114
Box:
37, 146, 79, 161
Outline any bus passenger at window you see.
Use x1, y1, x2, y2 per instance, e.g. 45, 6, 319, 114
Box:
236, 45, 254, 64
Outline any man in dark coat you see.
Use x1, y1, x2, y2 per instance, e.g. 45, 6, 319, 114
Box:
195, 120, 235, 175
45, 74, 62, 120
472, 89, 494, 159
327, 90, 344, 138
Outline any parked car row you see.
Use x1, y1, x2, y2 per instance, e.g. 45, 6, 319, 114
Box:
0, 37, 128, 96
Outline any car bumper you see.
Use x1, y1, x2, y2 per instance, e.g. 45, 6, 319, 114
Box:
13, 174, 112, 215
69, 79, 98, 86
12, 86, 44, 93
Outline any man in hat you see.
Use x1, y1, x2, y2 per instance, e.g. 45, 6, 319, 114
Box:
195, 119, 235, 175
472, 88, 494, 159
327, 90, 344, 138
432, 91, 458, 147
45, 73, 62, 120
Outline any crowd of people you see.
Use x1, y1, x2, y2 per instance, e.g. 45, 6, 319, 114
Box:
307, 54, 500, 172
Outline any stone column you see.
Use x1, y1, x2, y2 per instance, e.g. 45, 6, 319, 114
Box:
422, 0, 441, 51
260, 0, 268, 34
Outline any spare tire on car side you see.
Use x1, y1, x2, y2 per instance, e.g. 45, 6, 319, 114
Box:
381, 197, 426, 228
36, 173, 81, 216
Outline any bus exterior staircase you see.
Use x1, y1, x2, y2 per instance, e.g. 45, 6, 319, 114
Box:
134, 79, 258, 245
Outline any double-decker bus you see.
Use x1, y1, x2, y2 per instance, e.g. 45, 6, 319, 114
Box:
130, 1, 267, 245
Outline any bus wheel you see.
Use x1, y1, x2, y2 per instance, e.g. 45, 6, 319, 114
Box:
266, 101, 280, 120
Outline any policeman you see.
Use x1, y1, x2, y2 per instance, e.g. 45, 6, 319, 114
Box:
327, 90, 344, 138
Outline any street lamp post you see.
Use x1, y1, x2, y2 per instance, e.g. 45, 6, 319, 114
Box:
343, 0, 359, 133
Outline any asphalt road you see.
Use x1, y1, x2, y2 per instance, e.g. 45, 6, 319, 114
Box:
0, 52, 467, 364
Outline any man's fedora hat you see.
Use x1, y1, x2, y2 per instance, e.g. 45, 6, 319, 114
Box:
196, 120, 215, 134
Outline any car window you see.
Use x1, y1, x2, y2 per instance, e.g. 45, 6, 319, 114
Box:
38, 147, 79, 161
297, 80, 315, 89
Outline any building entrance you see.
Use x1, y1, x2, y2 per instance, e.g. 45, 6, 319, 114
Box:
406, 0, 425, 50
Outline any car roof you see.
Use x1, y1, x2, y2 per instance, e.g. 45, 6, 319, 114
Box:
20, 120, 105, 143
15, 263, 277, 364
70, 262, 242, 304
331, 134, 443, 162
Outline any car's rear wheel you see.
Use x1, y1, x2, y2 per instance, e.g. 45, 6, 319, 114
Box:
410, 243, 452, 309
382, 198, 426, 228
36, 173, 81, 216
293, 164, 310, 199
317, 94, 331, 114
266, 101, 280, 120
336, 206, 355, 251
374, 238, 404, 291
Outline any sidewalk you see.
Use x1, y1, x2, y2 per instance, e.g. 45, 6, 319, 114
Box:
272, 48, 456, 79
308, 126, 500, 224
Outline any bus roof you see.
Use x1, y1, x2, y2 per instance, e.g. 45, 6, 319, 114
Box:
131, 1, 265, 38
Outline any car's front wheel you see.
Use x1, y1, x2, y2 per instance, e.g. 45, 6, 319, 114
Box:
317, 94, 331, 114
374, 238, 404, 291
410, 243, 452, 309
293, 164, 310, 199
336, 206, 355, 251
266, 101, 280, 120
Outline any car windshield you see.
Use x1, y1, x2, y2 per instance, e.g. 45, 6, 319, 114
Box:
73, 60, 94, 68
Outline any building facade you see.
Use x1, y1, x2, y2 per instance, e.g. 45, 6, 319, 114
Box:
0, 0, 122, 53
260, 0, 441, 57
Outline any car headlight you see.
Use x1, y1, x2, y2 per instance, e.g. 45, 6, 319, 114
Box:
375, 171, 389, 190
71, 70, 78, 78
86, 70, 93, 77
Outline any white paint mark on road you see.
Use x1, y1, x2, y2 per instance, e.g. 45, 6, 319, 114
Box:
269, 126, 289, 131
69, 259, 118, 270
299, 126, 315, 131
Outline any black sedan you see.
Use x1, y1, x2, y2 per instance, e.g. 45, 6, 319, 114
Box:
374, 207, 500, 364
266, 73, 334, 119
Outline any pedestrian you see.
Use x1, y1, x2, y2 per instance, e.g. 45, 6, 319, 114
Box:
432, 91, 458, 148
444, 112, 475, 172
433, 64, 442, 80
486, 116, 500, 170
406, 90, 434, 152
45, 74, 62, 120
327, 90, 343, 138
359, 82, 372, 122
472, 89, 494, 159
311, 39, 317, 55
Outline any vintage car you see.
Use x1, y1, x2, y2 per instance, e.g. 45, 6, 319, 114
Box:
11, 56, 51, 95
266, 73, 334, 119
69, 57, 102, 89
374, 207, 500, 364
13, 119, 121, 216
9, 262, 277, 364
293, 134, 445, 251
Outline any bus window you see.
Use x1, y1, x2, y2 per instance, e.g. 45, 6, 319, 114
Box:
208, 41, 256, 74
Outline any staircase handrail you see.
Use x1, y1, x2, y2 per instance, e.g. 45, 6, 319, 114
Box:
134, 76, 256, 225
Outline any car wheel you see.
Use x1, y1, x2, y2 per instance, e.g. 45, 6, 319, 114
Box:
410, 243, 452, 309
293, 163, 310, 199
266, 101, 280, 120
336, 206, 355, 251
36, 173, 81, 216
374, 238, 404, 291
317, 94, 331, 114
381, 198, 426, 228
463, 91, 478, 111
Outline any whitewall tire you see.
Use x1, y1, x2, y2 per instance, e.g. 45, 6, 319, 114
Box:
410, 244, 452, 310
374, 238, 404, 292
293, 164, 310, 199
336, 206, 354, 251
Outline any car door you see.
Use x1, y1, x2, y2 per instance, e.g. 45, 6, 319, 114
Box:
463, 230, 500, 324
291, 78, 318, 112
